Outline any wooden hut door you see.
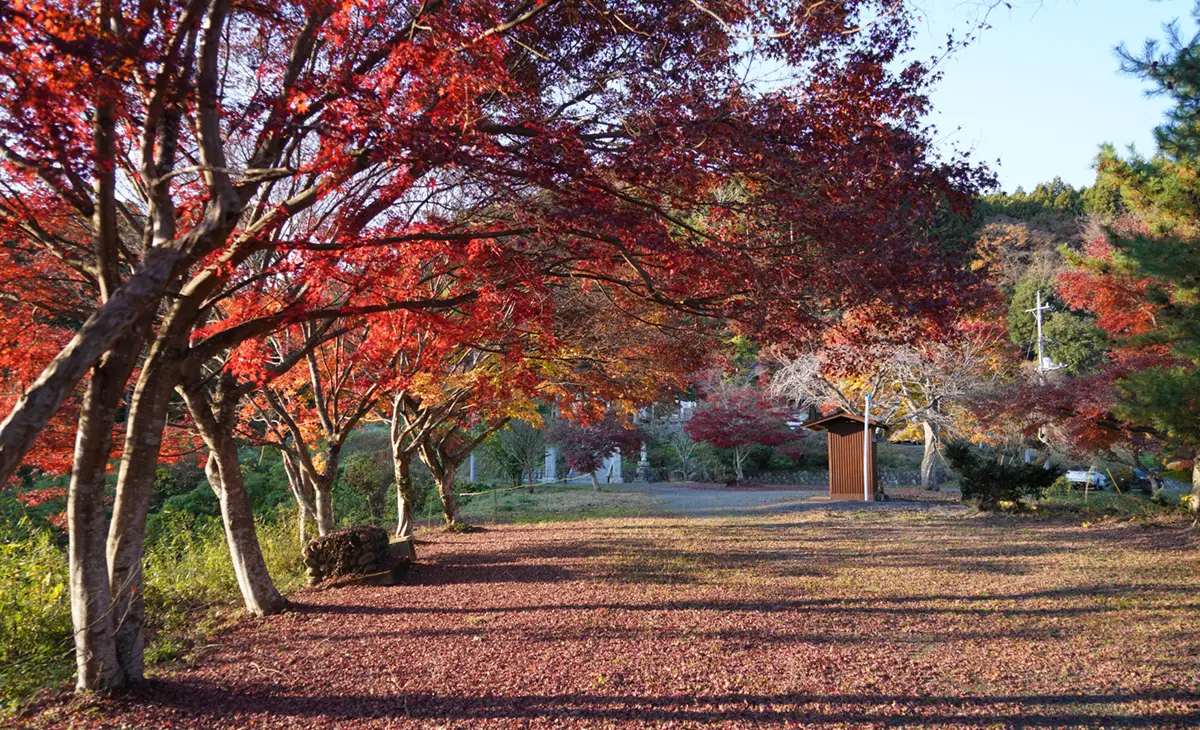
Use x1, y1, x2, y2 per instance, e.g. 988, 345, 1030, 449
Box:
827, 421, 875, 501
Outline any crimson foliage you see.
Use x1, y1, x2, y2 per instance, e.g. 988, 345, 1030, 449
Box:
547, 416, 644, 476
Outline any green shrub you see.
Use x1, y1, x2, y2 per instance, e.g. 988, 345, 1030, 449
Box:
943, 442, 1063, 511
0, 511, 306, 709
1047, 475, 1071, 498
0, 521, 72, 709
143, 511, 306, 650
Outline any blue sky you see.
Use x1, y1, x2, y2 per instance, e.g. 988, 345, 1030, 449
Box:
909, 0, 1196, 192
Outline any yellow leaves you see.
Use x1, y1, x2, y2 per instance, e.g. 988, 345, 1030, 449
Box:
497, 398, 542, 428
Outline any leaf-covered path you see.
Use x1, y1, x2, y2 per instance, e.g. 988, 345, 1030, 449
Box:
26, 511, 1200, 728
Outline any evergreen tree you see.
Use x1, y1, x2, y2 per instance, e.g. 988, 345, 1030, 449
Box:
1097, 14, 1200, 509
1043, 312, 1107, 375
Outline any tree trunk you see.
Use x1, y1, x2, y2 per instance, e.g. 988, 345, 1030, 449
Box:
311, 445, 341, 536
1190, 449, 1200, 513
920, 422, 939, 491
314, 475, 335, 535
67, 345, 140, 691
367, 494, 382, 525
436, 463, 459, 527
205, 449, 287, 615
180, 379, 287, 615
393, 455, 415, 538
106, 351, 182, 684
389, 448, 418, 561
590, 470, 601, 491
733, 447, 746, 481
281, 453, 317, 542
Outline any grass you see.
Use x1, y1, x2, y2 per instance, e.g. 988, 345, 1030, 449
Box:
21, 507, 1200, 729
0, 510, 306, 711
140, 510, 307, 664
0, 524, 73, 708
1035, 481, 1195, 523
452, 482, 659, 524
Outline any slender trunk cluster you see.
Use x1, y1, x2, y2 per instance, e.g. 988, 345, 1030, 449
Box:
66, 332, 145, 690
280, 453, 318, 542
733, 446, 747, 481
107, 346, 185, 682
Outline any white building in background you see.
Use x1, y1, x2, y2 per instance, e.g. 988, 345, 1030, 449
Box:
600, 450, 623, 484
542, 446, 559, 483
543, 446, 625, 485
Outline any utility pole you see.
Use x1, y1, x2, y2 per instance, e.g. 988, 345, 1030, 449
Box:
1025, 290, 1056, 382
1025, 290, 1062, 463
863, 393, 872, 502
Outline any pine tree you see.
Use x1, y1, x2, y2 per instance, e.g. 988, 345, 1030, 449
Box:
1098, 15, 1200, 509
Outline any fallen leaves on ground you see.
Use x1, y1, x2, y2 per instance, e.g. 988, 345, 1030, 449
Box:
21, 509, 1200, 729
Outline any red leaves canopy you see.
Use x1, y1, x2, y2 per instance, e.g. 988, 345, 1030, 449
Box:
0, 0, 988, 486
547, 415, 645, 475
684, 387, 801, 452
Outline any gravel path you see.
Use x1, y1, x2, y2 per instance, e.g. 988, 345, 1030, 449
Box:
609, 483, 963, 516
24, 513, 1200, 729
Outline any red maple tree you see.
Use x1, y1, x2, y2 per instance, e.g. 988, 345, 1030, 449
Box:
0, 0, 990, 694
684, 386, 802, 481
547, 415, 646, 491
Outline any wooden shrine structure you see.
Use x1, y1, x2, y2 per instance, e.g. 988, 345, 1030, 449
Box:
804, 412, 889, 501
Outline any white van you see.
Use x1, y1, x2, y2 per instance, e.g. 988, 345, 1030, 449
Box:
1065, 470, 1108, 488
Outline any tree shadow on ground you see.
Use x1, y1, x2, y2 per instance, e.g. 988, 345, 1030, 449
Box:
120, 682, 1200, 728
285, 583, 1198, 619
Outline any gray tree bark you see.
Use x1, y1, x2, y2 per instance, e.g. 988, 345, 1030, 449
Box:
314, 466, 337, 536
204, 448, 287, 614
920, 421, 940, 491
391, 454, 417, 561
733, 447, 747, 481
1190, 448, 1199, 513
435, 462, 459, 526
281, 452, 317, 542
180, 376, 287, 615
393, 454, 415, 539
67, 334, 143, 691
105, 345, 184, 683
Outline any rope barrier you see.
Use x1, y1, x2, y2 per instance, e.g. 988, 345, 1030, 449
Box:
455, 475, 582, 497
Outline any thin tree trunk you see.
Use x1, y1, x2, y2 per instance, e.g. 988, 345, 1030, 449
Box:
734, 447, 745, 481
920, 421, 939, 491
281, 452, 317, 542
106, 351, 182, 684
311, 444, 342, 536
436, 463, 459, 526
180, 378, 286, 614
390, 448, 418, 561
590, 469, 602, 491
205, 448, 287, 614
367, 493, 382, 525
393, 455, 414, 538
1190, 448, 1200, 513
67, 343, 140, 691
